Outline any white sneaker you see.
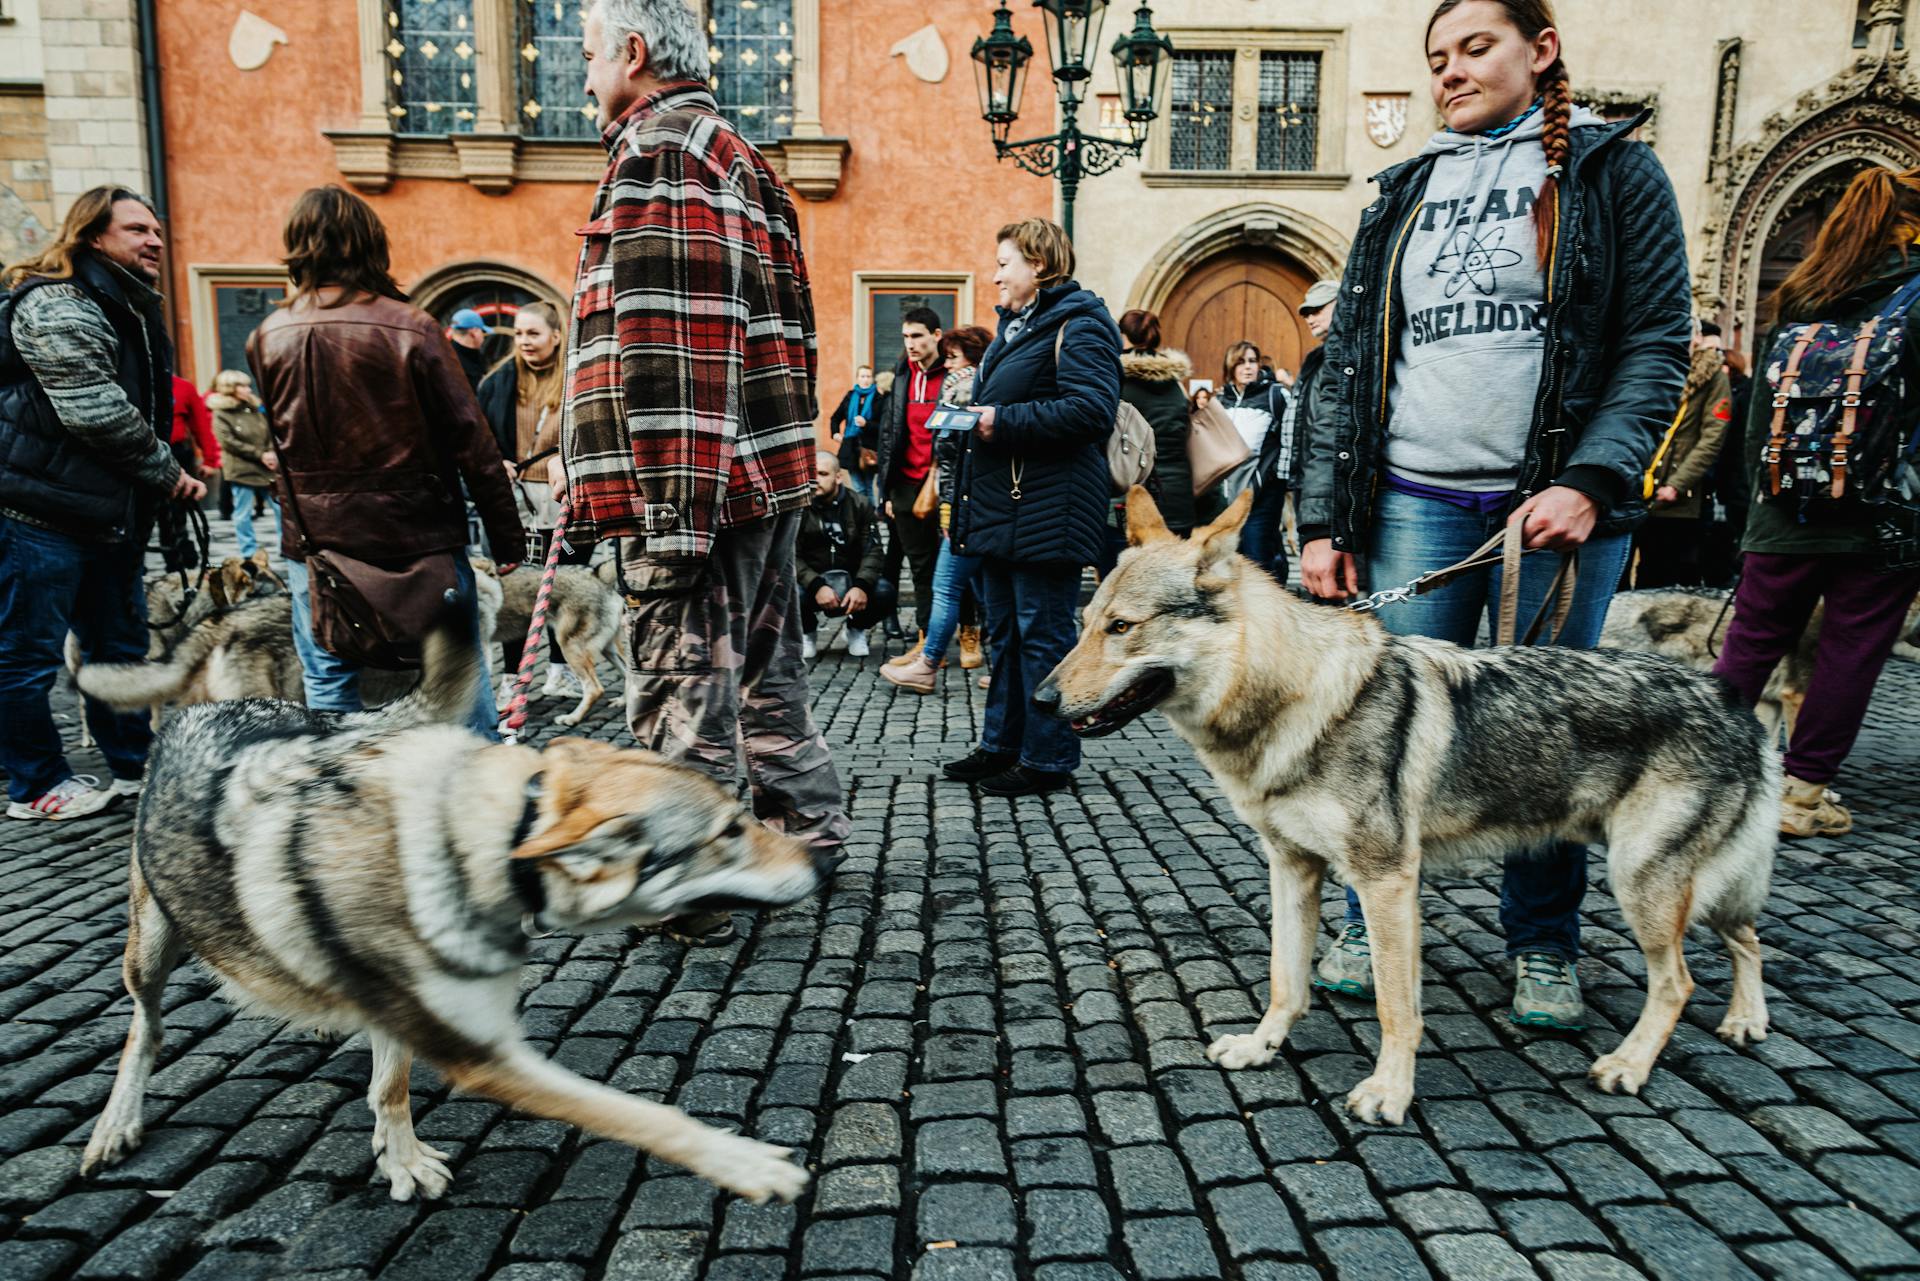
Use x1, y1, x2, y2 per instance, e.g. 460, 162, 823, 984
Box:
801, 632, 817, 660
7, 775, 116, 821
846, 628, 870, 658
108, 777, 143, 799
495, 673, 518, 712
542, 664, 583, 697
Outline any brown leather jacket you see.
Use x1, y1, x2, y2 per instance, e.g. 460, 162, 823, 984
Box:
248, 292, 522, 563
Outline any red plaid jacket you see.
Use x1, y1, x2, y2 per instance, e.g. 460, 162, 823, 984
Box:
560, 84, 818, 559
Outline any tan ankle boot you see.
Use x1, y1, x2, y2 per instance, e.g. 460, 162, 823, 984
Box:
1781, 774, 1852, 837
958, 625, 986, 670
884, 632, 924, 668
881, 653, 938, 694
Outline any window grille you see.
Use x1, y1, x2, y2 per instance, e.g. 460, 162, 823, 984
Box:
1166, 51, 1233, 171
386, 0, 479, 133
1256, 51, 1319, 172
518, 0, 597, 137
709, 0, 795, 140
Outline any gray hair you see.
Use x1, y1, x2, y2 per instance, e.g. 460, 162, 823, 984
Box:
593, 0, 710, 84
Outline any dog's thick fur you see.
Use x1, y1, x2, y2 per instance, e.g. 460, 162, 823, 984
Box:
1602, 586, 1920, 743
475, 559, 622, 727
76, 564, 502, 718
82, 616, 820, 1203
1039, 489, 1780, 1125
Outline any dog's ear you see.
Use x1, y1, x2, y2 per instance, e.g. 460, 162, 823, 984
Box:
1125, 485, 1174, 546
1194, 489, 1252, 589
510, 738, 623, 860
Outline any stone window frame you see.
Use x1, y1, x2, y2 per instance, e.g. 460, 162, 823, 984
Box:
1142, 27, 1349, 190
326, 0, 848, 198
187, 265, 289, 388
851, 272, 975, 382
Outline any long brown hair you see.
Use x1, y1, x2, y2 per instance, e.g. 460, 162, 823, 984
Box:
2, 186, 154, 289
1427, 0, 1569, 266
1775, 167, 1920, 317
498, 299, 568, 414
1222, 341, 1262, 389
280, 186, 406, 307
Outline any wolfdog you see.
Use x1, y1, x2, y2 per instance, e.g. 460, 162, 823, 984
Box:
81, 616, 821, 1203
1038, 489, 1779, 1125
475, 559, 622, 726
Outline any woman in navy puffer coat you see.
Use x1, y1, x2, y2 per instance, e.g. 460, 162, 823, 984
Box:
944, 219, 1121, 796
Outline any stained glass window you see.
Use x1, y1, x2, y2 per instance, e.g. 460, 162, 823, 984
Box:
1166, 51, 1233, 171
1256, 52, 1319, 172
518, 0, 597, 138
709, 0, 795, 140
387, 0, 479, 133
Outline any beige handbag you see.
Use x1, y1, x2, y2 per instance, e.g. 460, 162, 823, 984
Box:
1187, 398, 1251, 496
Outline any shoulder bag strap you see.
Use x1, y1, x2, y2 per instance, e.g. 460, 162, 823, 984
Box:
1830, 316, 1881, 498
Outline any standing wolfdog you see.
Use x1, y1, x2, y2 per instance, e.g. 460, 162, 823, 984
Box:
82, 616, 823, 1203
1038, 490, 1778, 1125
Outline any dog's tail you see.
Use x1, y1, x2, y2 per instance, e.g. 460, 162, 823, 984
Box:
76, 620, 225, 710
374, 607, 485, 730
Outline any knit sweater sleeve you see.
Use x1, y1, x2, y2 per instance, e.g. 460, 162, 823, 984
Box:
13, 285, 180, 491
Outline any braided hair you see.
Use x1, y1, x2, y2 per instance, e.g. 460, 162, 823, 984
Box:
1427, 0, 1569, 265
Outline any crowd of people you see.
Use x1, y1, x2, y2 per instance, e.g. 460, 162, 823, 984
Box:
2, 0, 1918, 1022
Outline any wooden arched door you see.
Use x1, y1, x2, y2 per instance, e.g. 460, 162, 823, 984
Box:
1159, 249, 1315, 387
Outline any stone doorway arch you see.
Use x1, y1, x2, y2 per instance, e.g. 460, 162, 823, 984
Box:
1128, 203, 1349, 380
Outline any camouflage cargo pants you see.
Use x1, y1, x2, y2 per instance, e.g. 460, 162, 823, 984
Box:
618, 510, 850, 854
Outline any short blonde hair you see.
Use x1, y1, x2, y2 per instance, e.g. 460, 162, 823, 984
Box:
996, 218, 1075, 285
212, 368, 252, 394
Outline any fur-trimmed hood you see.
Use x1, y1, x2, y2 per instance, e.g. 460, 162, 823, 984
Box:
204, 392, 257, 412
1121, 349, 1192, 384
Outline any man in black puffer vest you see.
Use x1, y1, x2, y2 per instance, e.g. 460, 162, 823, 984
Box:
0, 186, 205, 821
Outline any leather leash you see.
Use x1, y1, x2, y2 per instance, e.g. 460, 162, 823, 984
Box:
1347, 520, 1578, 647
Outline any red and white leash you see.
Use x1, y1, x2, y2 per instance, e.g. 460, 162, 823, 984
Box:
499, 498, 571, 744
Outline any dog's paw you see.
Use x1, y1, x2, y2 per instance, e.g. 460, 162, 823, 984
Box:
1206, 1032, 1280, 1071
374, 1137, 452, 1201
1715, 1013, 1769, 1048
556, 711, 583, 727
81, 1123, 142, 1175
1344, 1075, 1412, 1126
706, 1135, 810, 1204
1588, 1052, 1650, 1096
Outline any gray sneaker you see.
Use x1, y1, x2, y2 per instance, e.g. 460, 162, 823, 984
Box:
1314, 921, 1375, 998
1510, 951, 1585, 1030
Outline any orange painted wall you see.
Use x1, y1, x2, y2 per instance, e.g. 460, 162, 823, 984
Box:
154, 0, 1055, 435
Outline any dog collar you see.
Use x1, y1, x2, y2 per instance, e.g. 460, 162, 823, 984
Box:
509, 774, 547, 918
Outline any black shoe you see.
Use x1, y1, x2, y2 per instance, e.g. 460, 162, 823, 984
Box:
943, 748, 1017, 782
882, 613, 905, 641
977, 765, 1074, 797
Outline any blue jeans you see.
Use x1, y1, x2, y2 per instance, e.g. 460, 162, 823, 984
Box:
979, 559, 1082, 774
228, 486, 281, 558
922, 536, 985, 665
1342, 488, 1633, 960
0, 515, 152, 802
1239, 481, 1290, 586
285, 553, 498, 739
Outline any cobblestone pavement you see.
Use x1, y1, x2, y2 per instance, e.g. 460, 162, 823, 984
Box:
2, 527, 1919, 1280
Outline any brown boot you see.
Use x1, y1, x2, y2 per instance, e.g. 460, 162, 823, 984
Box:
958, 625, 986, 670
1781, 774, 1852, 837
880, 653, 938, 694
885, 631, 924, 668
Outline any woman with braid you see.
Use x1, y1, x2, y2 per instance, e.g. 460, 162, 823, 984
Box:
1297, 0, 1691, 1027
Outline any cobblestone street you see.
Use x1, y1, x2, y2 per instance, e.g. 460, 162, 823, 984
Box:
2, 545, 1919, 1281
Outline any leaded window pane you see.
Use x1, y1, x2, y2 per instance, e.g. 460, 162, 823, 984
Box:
518, 0, 596, 138
709, 0, 795, 141
1167, 50, 1233, 171
1257, 51, 1319, 172
387, 0, 478, 134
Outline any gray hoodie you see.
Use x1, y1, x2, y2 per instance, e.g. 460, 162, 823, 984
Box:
1384, 104, 1607, 492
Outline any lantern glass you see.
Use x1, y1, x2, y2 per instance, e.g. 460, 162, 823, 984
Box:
1035, 0, 1107, 81
970, 7, 1033, 136
1110, 4, 1171, 124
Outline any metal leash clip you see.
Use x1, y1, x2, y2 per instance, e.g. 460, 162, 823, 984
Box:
1346, 583, 1413, 613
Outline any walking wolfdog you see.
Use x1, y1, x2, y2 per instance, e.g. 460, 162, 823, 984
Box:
82, 615, 822, 1204
1038, 489, 1779, 1125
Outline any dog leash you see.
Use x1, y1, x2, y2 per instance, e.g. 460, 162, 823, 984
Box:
1346, 521, 1578, 646
144, 504, 213, 632
499, 498, 572, 744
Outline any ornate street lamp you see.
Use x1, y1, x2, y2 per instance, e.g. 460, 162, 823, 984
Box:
972, 1, 1171, 239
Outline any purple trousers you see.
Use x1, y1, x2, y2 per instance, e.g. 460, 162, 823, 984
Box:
1712, 551, 1920, 783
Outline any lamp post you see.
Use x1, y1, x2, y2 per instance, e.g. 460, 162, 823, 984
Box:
971, 1, 1172, 241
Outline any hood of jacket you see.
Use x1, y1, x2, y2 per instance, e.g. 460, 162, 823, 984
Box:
1121, 349, 1192, 384
985, 281, 1112, 365
204, 392, 254, 412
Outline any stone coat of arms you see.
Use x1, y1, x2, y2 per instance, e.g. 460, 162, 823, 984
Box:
1366, 93, 1410, 149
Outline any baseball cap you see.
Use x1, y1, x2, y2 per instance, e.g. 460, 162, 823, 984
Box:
1300, 280, 1341, 314
449, 308, 489, 332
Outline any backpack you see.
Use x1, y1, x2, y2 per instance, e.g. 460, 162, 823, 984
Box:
1760, 272, 1920, 522
1053, 326, 1156, 495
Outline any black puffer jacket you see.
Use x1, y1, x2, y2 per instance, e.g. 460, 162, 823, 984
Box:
1299, 112, 1691, 554
1120, 349, 1194, 531
476, 358, 518, 461
950, 281, 1122, 568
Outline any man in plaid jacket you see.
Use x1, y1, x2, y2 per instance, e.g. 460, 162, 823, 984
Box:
555, 0, 848, 931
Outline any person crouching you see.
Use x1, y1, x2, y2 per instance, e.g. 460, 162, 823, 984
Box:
799, 451, 890, 660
